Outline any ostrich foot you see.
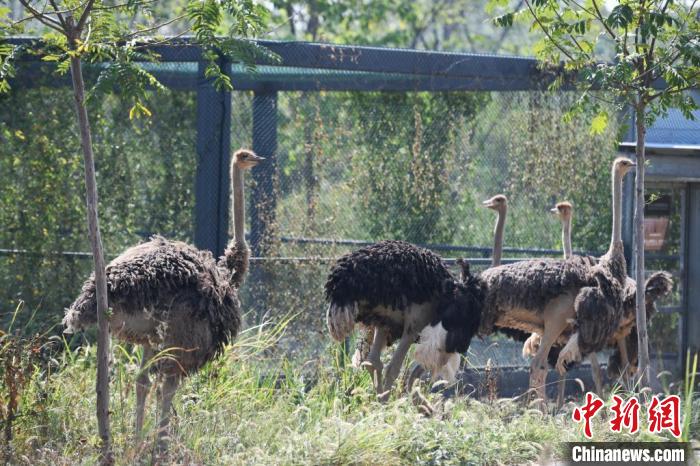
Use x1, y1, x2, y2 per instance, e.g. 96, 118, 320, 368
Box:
528, 367, 548, 405
556, 333, 581, 374
522, 333, 541, 358
411, 386, 435, 417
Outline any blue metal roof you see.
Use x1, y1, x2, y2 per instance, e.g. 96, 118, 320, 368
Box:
623, 90, 700, 149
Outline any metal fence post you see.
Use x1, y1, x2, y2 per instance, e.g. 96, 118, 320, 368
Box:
251, 91, 278, 256
194, 57, 232, 256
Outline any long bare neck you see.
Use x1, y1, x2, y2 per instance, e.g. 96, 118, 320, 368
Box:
232, 164, 246, 247
610, 166, 622, 253
492, 206, 506, 267
562, 217, 572, 259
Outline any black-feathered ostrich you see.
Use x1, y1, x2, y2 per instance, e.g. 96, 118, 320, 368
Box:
351, 195, 508, 378
325, 241, 483, 397
63, 149, 263, 446
415, 157, 636, 401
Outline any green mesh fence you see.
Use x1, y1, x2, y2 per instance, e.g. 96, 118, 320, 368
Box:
0, 56, 684, 370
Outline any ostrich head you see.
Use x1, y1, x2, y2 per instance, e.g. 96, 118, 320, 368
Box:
614, 157, 636, 177
482, 194, 507, 212
436, 261, 485, 354
233, 149, 265, 169
550, 201, 573, 222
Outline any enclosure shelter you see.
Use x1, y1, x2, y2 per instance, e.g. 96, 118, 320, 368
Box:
1, 38, 694, 394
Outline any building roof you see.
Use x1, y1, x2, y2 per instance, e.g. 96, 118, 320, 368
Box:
621, 90, 700, 151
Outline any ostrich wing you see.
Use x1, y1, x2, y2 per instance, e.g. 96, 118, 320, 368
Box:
479, 259, 591, 334
324, 240, 453, 311
67, 236, 232, 326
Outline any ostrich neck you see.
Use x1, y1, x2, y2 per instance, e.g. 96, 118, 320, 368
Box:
562, 218, 572, 259
609, 168, 622, 253
232, 164, 246, 247
492, 207, 506, 267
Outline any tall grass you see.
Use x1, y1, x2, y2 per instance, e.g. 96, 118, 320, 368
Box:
2, 314, 695, 465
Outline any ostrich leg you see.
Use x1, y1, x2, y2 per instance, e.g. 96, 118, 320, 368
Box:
156, 374, 180, 452
135, 345, 154, 437
530, 298, 572, 403
380, 330, 417, 401
365, 327, 387, 394
589, 353, 603, 394
616, 337, 632, 383
556, 376, 566, 408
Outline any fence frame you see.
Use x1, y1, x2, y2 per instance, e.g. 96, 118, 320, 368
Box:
7, 36, 690, 367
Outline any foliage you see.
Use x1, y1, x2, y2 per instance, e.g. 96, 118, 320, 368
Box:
268, 0, 541, 54
488, 0, 699, 123
505, 92, 620, 251
347, 92, 487, 243
0, 86, 197, 333
0, 314, 693, 464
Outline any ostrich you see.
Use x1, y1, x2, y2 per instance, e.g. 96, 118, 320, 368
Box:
325, 241, 482, 397
526, 202, 672, 395
415, 157, 635, 401
607, 272, 673, 381
63, 149, 263, 447
349, 195, 506, 385
535, 201, 604, 402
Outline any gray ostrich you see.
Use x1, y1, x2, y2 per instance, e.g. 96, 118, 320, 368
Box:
325, 241, 483, 397
525, 201, 672, 398
415, 157, 635, 401
63, 149, 264, 447
607, 271, 673, 381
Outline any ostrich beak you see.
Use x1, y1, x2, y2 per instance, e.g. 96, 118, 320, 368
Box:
482, 199, 495, 208
550, 207, 559, 214
249, 154, 266, 166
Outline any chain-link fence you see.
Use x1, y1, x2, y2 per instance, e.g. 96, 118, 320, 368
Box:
0, 40, 684, 372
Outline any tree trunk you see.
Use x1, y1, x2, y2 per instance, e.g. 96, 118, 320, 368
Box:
69, 55, 113, 465
634, 103, 651, 387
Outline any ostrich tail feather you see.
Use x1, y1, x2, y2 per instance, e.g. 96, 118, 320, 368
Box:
326, 302, 357, 341
63, 278, 98, 333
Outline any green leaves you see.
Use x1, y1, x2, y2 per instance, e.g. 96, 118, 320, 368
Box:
493, 12, 514, 28
590, 111, 609, 135
606, 4, 634, 29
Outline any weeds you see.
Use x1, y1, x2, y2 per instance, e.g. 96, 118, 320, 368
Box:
0, 309, 696, 465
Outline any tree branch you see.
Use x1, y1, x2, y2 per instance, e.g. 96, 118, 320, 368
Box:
48, 0, 68, 30
74, 0, 97, 35
648, 80, 700, 101
552, 8, 591, 60
92, 0, 157, 11
524, 0, 575, 61
647, 0, 672, 63
17, 0, 64, 32
123, 13, 188, 39
592, 0, 618, 41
